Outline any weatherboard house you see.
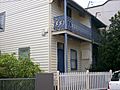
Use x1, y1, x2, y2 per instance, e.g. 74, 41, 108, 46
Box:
0, 0, 106, 73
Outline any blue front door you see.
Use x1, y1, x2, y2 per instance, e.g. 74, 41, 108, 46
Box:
57, 43, 64, 73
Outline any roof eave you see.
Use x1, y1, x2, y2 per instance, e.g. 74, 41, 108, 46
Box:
68, 0, 106, 28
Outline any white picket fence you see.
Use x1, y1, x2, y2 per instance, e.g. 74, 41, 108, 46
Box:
55, 70, 112, 90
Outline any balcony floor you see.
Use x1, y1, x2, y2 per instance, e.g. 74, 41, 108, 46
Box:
52, 30, 92, 42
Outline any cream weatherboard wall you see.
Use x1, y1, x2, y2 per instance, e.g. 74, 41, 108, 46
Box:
51, 0, 64, 72
0, 0, 50, 72
72, 9, 91, 28
80, 42, 92, 71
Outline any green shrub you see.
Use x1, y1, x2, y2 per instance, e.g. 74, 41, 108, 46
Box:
0, 54, 41, 78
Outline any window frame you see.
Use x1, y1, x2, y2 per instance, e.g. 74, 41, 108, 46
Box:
18, 47, 30, 60
70, 49, 78, 71
0, 12, 5, 32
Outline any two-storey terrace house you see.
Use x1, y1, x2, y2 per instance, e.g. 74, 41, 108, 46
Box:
0, 0, 106, 72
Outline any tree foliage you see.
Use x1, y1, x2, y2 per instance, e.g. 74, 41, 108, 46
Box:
91, 11, 120, 72
0, 54, 41, 78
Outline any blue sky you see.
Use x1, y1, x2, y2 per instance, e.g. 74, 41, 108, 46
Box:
74, 0, 107, 8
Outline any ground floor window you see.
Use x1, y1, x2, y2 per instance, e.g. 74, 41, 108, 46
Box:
0, 12, 5, 32
18, 47, 30, 60
70, 49, 77, 70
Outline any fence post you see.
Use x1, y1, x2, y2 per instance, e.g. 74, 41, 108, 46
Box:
86, 70, 89, 90
57, 71, 60, 90
109, 70, 112, 78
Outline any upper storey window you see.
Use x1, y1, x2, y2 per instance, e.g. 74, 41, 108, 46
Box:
67, 7, 72, 17
0, 12, 5, 32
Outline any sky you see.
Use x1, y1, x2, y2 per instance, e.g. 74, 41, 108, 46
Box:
74, 0, 108, 8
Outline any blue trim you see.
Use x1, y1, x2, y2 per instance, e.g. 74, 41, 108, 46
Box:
54, 15, 101, 43
54, 16, 65, 30
64, 33, 68, 72
70, 49, 78, 71
64, 0, 67, 29
54, 16, 92, 40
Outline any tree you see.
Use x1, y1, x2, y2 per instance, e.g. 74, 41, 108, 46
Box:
91, 11, 120, 72
0, 54, 41, 78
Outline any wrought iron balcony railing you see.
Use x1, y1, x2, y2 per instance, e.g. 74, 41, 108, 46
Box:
54, 16, 92, 40
54, 15, 101, 43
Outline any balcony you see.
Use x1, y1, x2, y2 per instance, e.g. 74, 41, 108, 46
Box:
54, 15, 101, 43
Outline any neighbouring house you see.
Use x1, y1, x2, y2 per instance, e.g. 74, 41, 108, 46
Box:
0, 0, 106, 73
87, 0, 120, 28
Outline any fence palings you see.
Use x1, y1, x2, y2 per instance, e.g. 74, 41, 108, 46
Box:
55, 70, 112, 90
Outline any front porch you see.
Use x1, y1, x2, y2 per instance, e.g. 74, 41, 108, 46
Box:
51, 34, 92, 73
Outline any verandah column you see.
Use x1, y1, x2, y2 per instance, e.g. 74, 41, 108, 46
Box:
64, 0, 67, 29
64, 33, 68, 72
64, 0, 68, 72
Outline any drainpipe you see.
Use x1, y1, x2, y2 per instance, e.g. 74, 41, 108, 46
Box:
64, 0, 68, 72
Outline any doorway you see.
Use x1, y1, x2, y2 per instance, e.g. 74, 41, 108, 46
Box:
57, 42, 64, 73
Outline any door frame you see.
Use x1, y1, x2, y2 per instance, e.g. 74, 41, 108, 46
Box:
57, 42, 65, 73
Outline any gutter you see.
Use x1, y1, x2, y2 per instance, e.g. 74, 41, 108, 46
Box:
68, 0, 106, 28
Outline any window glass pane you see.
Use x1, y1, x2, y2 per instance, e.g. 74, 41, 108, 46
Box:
0, 12, 5, 32
71, 60, 76, 69
0, 16, 2, 29
71, 51, 76, 59
19, 47, 30, 60
71, 49, 77, 70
